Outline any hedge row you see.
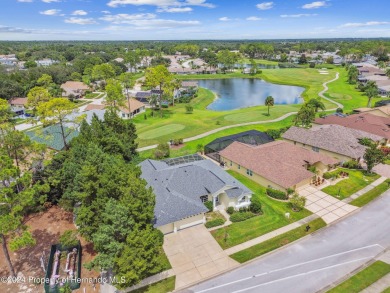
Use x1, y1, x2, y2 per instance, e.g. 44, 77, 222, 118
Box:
230, 212, 255, 222
205, 218, 225, 228
266, 188, 288, 200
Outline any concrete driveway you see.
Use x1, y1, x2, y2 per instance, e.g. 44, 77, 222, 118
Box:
373, 164, 390, 178
298, 186, 358, 224
163, 224, 238, 290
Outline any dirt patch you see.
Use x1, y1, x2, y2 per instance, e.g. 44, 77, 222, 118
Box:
170, 144, 185, 150
0, 206, 100, 293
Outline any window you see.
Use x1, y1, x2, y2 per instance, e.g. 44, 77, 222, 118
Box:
230, 161, 232, 166
200, 195, 208, 203
238, 164, 241, 169
122, 113, 126, 118
246, 169, 253, 176
312, 146, 320, 152
294, 141, 296, 145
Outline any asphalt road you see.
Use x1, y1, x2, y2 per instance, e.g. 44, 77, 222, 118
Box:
183, 190, 390, 293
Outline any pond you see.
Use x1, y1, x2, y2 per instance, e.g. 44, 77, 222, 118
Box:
197, 78, 304, 111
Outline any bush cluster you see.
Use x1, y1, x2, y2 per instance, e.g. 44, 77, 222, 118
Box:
342, 160, 360, 169
226, 206, 235, 215
154, 143, 170, 159
266, 188, 288, 200
230, 211, 255, 222
265, 127, 290, 139
172, 138, 184, 146
205, 218, 225, 228
249, 197, 262, 214
204, 201, 213, 212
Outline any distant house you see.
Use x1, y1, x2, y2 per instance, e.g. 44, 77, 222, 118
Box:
282, 125, 383, 162
61, 81, 90, 99
36, 59, 58, 67
353, 106, 390, 118
118, 98, 146, 119
314, 113, 390, 144
140, 156, 252, 234
9, 97, 28, 115
181, 81, 198, 89
219, 140, 338, 192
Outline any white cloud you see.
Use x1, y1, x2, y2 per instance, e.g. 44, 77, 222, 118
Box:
256, 2, 273, 10
64, 17, 98, 25
17, 0, 33, 2
219, 17, 231, 21
0, 25, 33, 33
40, 9, 61, 15
157, 7, 193, 13
42, 0, 61, 2
341, 21, 390, 28
101, 10, 111, 14
101, 13, 156, 24
246, 16, 262, 21
280, 14, 317, 18
302, 1, 326, 9
107, 0, 214, 8
72, 10, 88, 16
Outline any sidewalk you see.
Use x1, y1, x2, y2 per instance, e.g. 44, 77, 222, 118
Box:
224, 214, 319, 255
343, 177, 387, 204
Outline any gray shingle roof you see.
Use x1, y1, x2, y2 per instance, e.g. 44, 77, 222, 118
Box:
282, 125, 383, 159
140, 158, 252, 227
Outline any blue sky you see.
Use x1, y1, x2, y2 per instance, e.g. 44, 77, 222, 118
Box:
1, 0, 389, 40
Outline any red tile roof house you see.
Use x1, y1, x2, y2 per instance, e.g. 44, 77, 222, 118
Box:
60, 81, 90, 99
9, 97, 28, 115
219, 140, 338, 192
282, 124, 383, 163
313, 113, 390, 145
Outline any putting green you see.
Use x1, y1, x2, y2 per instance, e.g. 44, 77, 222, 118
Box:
138, 124, 185, 139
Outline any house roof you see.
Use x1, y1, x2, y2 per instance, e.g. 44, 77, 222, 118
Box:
314, 113, 390, 139
9, 97, 28, 106
61, 81, 90, 91
354, 106, 390, 117
181, 81, 198, 88
282, 125, 382, 159
119, 98, 146, 114
139, 158, 252, 227
220, 141, 338, 189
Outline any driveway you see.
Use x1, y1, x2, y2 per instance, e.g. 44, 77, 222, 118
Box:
163, 225, 238, 290
298, 186, 358, 224
373, 164, 390, 178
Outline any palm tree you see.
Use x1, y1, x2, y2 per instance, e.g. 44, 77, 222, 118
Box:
265, 96, 274, 116
308, 98, 325, 112
365, 86, 378, 107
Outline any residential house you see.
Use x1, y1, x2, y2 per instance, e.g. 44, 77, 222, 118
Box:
61, 81, 90, 99
36, 59, 58, 67
219, 140, 338, 192
282, 124, 383, 162
353, 106, 390, 118
9, 97, 28, 115
118, 98, 146, 119
135, 91, 151, 103
314, 113, 390, 144
140, 156, 252, 234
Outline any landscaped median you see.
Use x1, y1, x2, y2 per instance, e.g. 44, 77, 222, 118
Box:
350, 181, 390, 207
230, 218, 326, 263
326, 261, 390, 293
210, 171, 312, 249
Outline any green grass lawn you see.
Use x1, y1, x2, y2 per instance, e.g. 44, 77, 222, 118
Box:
324, 68, 383, 113
382, 287, 390, 293
322, 168, 380, 200
350, 182, 390, 207
210, 171, 312, 249
132, 276, 175, 293
241, 58, 279, 65
327, 261, 390, 293
134, 68, 345, 147
231, 218, 326, 263
138, 115, 295, 160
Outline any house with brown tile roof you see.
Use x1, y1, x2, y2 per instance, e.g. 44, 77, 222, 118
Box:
61, 81, 90, 98
282, 124, 383, 162
219, 140, 338, 192
314, 113, 390, 143
9, 97, 28, 115
353, 106, 390, 118
118, 98, 146, 119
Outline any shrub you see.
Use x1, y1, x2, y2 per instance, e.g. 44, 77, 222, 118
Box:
226, 206, 235, 215
196, 144, 204, 154
343, 160, 360, 169
204, 201, 213, 212
336, 107, 343, 113
216, 121, 221, 125
205, 218, 225, 228
309, 62, 316, 68
289, 193, 306, 212
144, 113, 147, 120
161, 104, 169, 108
59, 230, 79, 248
323, 172, 333, 179
381, 147, 390, 156
266, 188, 288, 200
250, 197, 262, 214
154, 143, 170, 159
319, 113, 326, 118
230, 212, 255, 222
185, 104, 193, 113
178, 138, 183, 144
286, 188, 295, 195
